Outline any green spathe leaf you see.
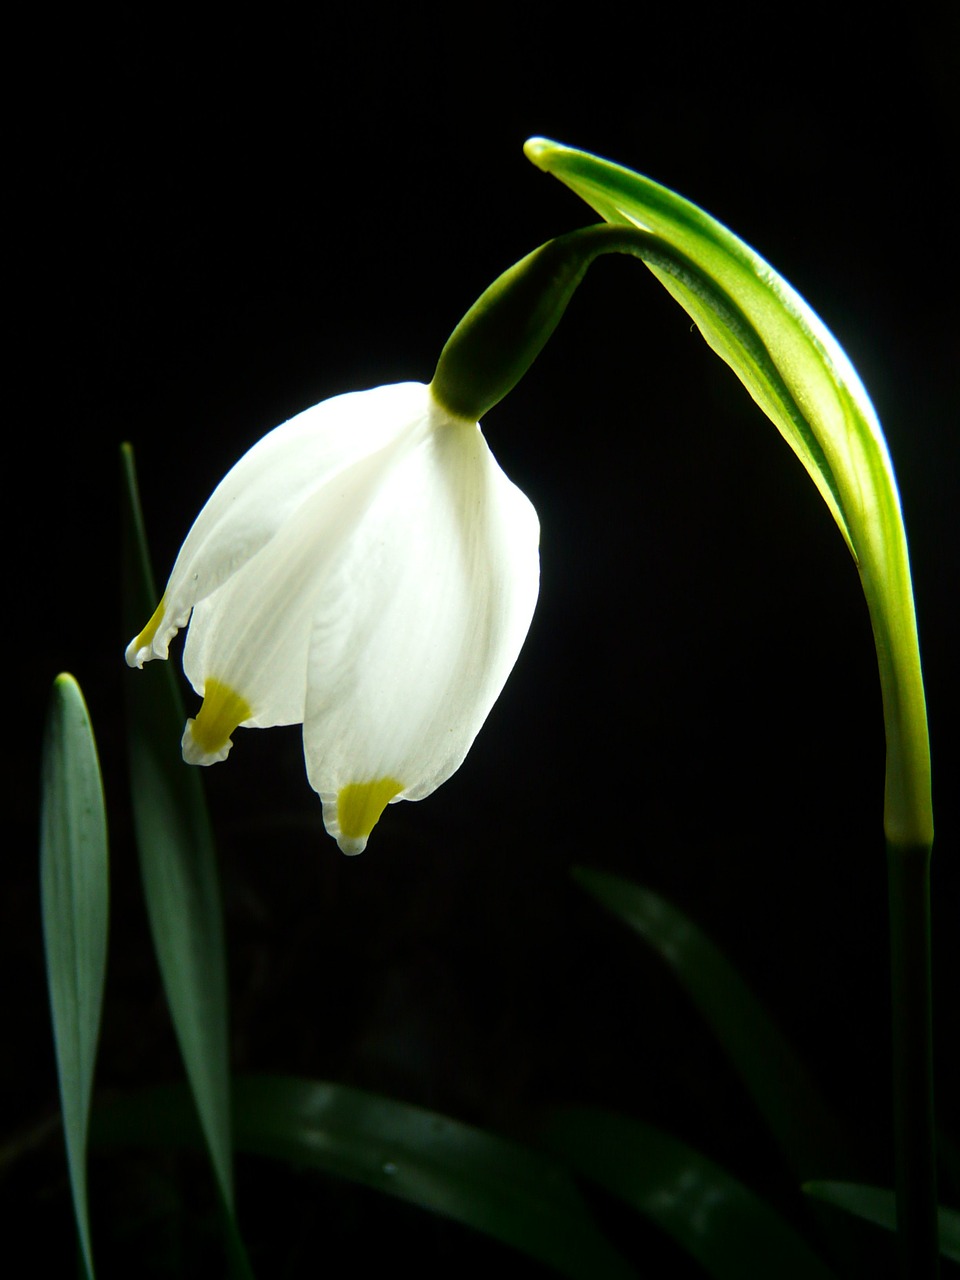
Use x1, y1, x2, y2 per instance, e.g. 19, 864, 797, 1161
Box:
41, 672, 109, 1280
572, 866, 848, 1183
92, 1077, 635, 1280
524, 137, 931, 851
234, 1076, 635, 1280
524, 139, 937, 1273
546, 1107, 838, 1280
120, 445, 241, 1246
803, 1181, 960, 1264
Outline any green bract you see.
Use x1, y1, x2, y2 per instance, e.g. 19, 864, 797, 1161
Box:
524, 137, 931, 851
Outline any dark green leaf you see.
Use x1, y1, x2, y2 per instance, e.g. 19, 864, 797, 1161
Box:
93, 1077, 636, 1280
572, 867, 847, 1181
41, 673, 109, 1280
547, 1107, 837, 1280
120, 444, 251, 1277
803, 1181, 960, 1264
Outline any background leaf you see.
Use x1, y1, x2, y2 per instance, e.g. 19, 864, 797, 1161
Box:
572, 866, 849, 1182
93, 1077, 636, 1280
803, 1181, 960, 1264
40, 673, 109, 1280
545, 1107, 837, 1280
120, 444, 251, 1276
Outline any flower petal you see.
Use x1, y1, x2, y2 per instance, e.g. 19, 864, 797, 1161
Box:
301, 403, 540, 853
126, 378, 539, 855
178, 405, 428, 757
124, 383, 432, 668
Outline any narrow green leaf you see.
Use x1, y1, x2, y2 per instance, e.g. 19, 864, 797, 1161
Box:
546, 1107, 838, 1280
572, 866, 848, 1182
120, 444, 251, 1276
525, 137, 930, 851
803, 1181, 960, 1264
92, 1077, 636, 1280
40, 672, 109, 1280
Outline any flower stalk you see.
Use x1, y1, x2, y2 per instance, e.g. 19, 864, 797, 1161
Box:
888, 841, 939, 1279
519, 137, 937, 1277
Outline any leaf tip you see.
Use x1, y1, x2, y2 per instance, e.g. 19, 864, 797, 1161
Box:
523, 136, 559, 170
51, 672, 86, 711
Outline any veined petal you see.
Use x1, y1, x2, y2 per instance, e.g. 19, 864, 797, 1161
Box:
179, 408, 429, 753
125, 383, 432, 668
181, 678, 253, 765
126, 378, 540, 854
302, 396, 540, 854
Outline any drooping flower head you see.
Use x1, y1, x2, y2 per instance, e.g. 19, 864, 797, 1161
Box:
126, 222, 630, 853
126, 382, 539, 854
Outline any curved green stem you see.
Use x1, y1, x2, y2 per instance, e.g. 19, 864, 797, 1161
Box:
433, 183, 938, 1270
432, 223, 719, 422
887, 841, 938, 1279
521, 139, 933, 854
434, 214, 932, 849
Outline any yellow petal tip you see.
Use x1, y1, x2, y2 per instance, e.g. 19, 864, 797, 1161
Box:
335, 777, 404, 854
182, 678, 253, 766
125, 594, 168, 667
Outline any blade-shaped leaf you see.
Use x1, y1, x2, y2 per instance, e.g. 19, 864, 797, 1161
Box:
120, 443, 248, 1280
41, 672, 109, 1280
803, 1181, 960, 1264
572, 866, 848, 1182
525, 136, 930, 851
92, 1078, 635, 1280
546, 1107, 838, 1280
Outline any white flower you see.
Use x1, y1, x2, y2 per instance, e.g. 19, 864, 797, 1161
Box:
125, 382, 540, 854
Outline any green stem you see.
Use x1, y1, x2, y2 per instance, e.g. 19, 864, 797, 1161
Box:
431, 223, 715, 422
887, 840, 938, 1278
432, 212, 939, 1273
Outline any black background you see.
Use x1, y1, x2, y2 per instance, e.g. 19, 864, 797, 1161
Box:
8, 8, 959, 1276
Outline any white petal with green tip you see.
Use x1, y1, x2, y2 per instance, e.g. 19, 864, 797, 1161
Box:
126, 381, 539, 853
